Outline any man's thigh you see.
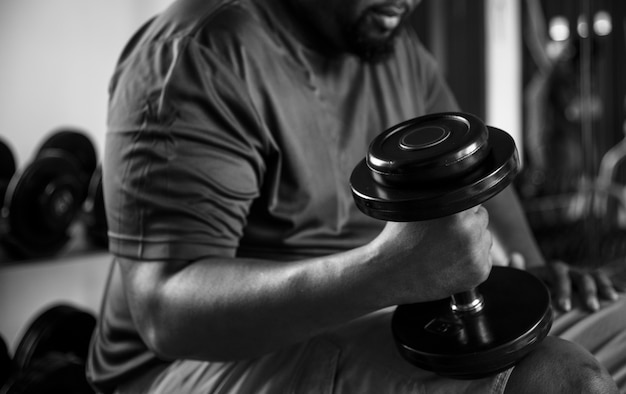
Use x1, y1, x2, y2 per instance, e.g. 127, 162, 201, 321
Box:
117, 308, 512, 394
550, 295, 626, 391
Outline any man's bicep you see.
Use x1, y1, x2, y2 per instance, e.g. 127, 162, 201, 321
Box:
104, 37, 268, 263
103, 127, 261, 262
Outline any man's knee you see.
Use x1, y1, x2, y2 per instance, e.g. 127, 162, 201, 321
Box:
504, 336, 618, 394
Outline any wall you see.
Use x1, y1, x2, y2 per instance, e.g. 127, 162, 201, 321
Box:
0, 252, 112, 354
0, 0, 173, 354
485, 0, 524, 155
0, 0, 173, 166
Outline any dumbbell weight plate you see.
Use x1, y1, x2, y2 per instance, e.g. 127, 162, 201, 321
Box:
392, 266, 552, 379
12, 304, 96, 371
366, 113, 490, 186
2, 151, 84, 258
0, 138, 16, 184
83, 165, 108, 247
0, 334, 12, 387
351, 125, 519, 221
35, 129, 97, 201
2, 352, 95, 394
0, 138, 16, 199
35, 129, 97, 178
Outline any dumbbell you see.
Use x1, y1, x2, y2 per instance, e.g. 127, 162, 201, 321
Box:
350, 112, 553, 379
0, 335, 12, 388
0, 138, 17, 259
0, 137, 15, 201
0, 138, 16, 208
0, 137, 16, 188
1, 304, 97, 394
12, 304, 96, 371
1, 129, 97, 259
82, 165, 108, 248
33, 129, 97, 199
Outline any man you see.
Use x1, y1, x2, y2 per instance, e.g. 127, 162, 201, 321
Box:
88, 0, 621, 392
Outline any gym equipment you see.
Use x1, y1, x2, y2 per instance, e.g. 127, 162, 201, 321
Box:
0, 335, 12, 388
83, 165, 108, 248
0, 139, 16, 259
1, 130, 97, 259
2, 152, 84, 258
1, 352, 94, 394
34, 129, 97, 203
1, 304, 97, 394
12, 304, 96, 370
0, 138, 16, 207
350, 112, 553, 379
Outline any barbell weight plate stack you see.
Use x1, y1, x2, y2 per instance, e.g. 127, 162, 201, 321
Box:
350, 112, 553, 378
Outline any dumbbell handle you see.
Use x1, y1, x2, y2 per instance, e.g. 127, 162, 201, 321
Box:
451, 288, 485, 313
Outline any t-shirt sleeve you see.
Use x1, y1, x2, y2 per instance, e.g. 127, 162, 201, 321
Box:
104, 36, 267, 261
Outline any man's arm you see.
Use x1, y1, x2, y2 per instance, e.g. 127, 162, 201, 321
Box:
118, 207, 492, 361
485, 185, 620, 311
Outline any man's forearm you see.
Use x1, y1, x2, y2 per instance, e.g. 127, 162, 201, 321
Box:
118, 244, 389, 361
118, 210, 495, 362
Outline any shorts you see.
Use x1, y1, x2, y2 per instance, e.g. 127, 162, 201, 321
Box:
115, 307, 512, 394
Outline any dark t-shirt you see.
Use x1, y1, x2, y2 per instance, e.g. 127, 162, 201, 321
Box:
88, 0, 458, 391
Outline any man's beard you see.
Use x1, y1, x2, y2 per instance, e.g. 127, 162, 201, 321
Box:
344, 14, 403, 63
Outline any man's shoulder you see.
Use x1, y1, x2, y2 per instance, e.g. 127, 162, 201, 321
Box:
150, 0, 270, 51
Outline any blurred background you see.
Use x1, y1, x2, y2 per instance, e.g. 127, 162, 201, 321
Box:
0, 0, 174, 358
414, 0, 626, 270
0, 0, 624, 372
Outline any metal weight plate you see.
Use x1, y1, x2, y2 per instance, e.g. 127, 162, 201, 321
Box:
12, 304, 96, 371
0, 138, 16, 199
391, 266, 553, 379
0, 335, 12, 388
83, 165, 108, 247
0, 138, 16, 182
35, 129, 97, 201
2, 352, 95, 394
35, 129, 97, 178
351, 121, 519, 221
2, 151, 84, 258
366, 113, 490, 186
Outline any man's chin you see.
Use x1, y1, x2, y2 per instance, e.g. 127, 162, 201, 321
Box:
351, 40, 396, 63
345, 17, 402, 63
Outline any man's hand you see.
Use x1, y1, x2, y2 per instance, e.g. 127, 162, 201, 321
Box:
535, 260, 621, 312
372, 206, 493, 305
501, 252, 623, 312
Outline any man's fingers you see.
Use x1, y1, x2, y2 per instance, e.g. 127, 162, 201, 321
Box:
508, 252, 526, 270
573, 271, 600, 311
592, 271, 619, 301
551, 260, 572, 312
544, 260, 622, 313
